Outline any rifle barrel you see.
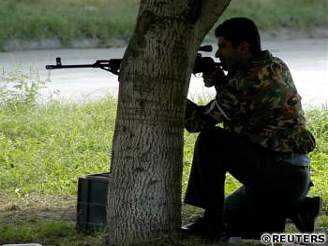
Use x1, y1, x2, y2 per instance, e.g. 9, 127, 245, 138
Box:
46, 64, 96, 69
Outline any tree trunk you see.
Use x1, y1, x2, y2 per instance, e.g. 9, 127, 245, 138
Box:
106, 0, 230, 245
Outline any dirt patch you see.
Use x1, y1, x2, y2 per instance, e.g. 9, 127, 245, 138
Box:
0, 194, 76, 225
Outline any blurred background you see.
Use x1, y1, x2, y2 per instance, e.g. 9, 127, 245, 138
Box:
0, 0, 327, 106
0, 0, 327, 50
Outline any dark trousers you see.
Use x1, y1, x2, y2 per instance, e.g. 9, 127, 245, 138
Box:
184, 127, 311, 236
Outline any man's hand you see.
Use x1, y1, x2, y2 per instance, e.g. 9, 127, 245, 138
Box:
203, 67, 226, 88
185, 99, 218, 133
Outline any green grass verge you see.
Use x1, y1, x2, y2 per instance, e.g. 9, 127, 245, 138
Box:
0, 0, 138, 49
0, 0, 327, 49
1, 95, 327, 201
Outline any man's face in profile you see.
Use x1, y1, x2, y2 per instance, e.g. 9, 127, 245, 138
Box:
215, 36, 241, 71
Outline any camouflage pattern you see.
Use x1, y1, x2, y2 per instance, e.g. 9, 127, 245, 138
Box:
185, 99, 217, 133
185, 50, 316, 154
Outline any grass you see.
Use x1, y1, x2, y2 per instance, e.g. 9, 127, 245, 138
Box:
220, 0, 328, 30
0, 0, 138, 49
0, 0, 327, 50
0, 99, 116, 195
0, 220, 105, 246
0, 70, 327, 244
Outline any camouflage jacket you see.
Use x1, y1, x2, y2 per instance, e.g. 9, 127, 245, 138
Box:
185, 50, 316, 154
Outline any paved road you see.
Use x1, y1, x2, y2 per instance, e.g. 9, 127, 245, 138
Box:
0, 39, 327, 107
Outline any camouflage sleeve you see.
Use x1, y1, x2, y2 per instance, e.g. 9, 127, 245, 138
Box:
184, 99, 219, 133
199, 67, 246, 124
200, 78, 245, 124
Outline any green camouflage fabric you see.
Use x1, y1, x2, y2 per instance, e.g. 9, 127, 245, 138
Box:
185, 99, 217, 132
185, 50, 316, 154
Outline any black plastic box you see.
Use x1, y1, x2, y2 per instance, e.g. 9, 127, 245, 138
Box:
76, 172, 111, 233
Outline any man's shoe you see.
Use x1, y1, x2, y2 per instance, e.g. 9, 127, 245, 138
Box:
181, 217, 222, 240
181, 217, 206, 235
289, 196, 322, 232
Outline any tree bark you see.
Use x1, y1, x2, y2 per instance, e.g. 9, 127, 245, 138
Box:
106, 0, 230, 245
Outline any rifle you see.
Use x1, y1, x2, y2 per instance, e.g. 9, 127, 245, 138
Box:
193, 45, 222, 75
45, 57, 122, 75
45, 45, 220, 76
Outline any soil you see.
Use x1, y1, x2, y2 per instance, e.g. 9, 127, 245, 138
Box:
0, 194, 76, 225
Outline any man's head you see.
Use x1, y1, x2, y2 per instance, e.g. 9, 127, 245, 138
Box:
214, 17, 261, 70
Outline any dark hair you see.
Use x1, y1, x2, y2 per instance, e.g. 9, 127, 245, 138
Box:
215, 17, 261, 54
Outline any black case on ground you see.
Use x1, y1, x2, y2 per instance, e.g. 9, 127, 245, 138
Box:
76, 172, 111, 233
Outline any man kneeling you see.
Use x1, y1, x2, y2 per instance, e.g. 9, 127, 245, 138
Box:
183, 17, 321, 240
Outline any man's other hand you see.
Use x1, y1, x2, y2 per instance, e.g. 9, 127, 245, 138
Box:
185, 99, 217, 133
